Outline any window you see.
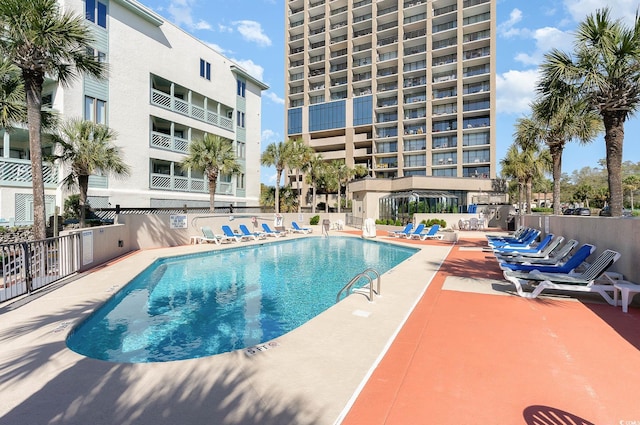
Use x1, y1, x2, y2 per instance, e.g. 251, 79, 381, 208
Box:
86, 47, 107, 62
309, 100, 346, 131
353, 95, 373, 126
237, 173, 245, 189
85, 96, 107, 124
288, 108, 303, 134
237, 112, 245, 128
86, 0, 107, 28
237, 141, 246, 159
200, 59, 211, 80
237, 80, 246, 97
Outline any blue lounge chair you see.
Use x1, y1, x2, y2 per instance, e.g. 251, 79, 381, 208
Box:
239, 224, 265, 240
489, 229, 541, 248
495, 236, 565, 260
291, 221, 312, 234
220, 225, 243, 242
410, 224, 442, 240
486, 227, 530, 243
503, 249, 621, 304
488, 227, 537, 246
497, 239, 578, 264
492, 233, 553, 254
199, 227, 221, 245
262, 223, 285, 237
499, 243, 595, 273
387, 223, 413, 237
401, 223, 424, 238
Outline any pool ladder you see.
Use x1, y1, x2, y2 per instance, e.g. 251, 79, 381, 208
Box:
336, 268, 381, 303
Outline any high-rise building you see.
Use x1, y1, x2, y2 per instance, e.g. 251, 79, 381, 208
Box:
0, 0, 267, 226
284, 0, 496, 217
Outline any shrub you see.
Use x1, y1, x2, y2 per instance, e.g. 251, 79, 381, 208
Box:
421, 218, 447, 228
310, 215, 320, 225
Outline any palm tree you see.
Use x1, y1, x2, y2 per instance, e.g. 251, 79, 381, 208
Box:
500, 144, 528, 222
261, 141, 289, 213
286, 138, 314, 213
529, 94, 602, 214
53, 118, 130, 227
0, 58, 58, 132
330, 161, 354, 214
623, 174, 640, 211
304, 154, 325, 213
538, 8, 640, 216
513, 117, 552, 214
181, 134, 241, 212
0, 0, 106, 239
0, 58, 25, 129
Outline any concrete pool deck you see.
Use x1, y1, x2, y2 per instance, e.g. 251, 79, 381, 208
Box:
1, 229, 640, 424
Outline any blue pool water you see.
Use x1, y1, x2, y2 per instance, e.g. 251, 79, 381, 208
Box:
66, 237, 417, 363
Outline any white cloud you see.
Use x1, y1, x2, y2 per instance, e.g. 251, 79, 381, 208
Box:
264, 91, 284, 105
564, 0, 639, 26
167, 0, 212, 32
498, 8, 524, 38
233, 20, 272, 47
514, 26, 572, 65
261, 129, 279, 144
231, 58, 264, 81
218, 23, 233, 33
206, 42, 227, 54
496, 69, 540, 116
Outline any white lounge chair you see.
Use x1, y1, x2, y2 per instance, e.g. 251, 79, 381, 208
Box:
262, 223, 285, 237
199, 227, 221, 245
291, 221, 312, 234
239, 224, 266, 240
502, 249, 621, 304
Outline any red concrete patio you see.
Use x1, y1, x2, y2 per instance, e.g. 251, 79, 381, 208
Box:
341, 232, 640, 424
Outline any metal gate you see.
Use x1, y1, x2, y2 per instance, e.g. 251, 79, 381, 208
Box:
1, 233, 81, 303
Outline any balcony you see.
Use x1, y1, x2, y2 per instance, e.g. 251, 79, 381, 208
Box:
150, 131, 190, 154
150, 89, 233, 132
0, 158, 57, 187
150, 173, 232, 195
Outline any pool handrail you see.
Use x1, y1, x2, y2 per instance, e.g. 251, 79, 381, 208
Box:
336, 268, 380, 303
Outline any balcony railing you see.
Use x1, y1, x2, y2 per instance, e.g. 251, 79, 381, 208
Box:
150, 131, 190, 154
150, 173, 232, 195
150, 89, 233, 132
0, 158, 57, 187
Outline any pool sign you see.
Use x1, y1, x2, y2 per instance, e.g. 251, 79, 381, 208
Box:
170, 214, 187, 229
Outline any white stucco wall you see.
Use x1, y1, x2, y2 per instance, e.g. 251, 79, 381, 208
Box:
55, 0, 265, 210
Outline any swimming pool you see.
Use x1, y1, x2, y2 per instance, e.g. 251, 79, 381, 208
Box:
66, 237, 417, 363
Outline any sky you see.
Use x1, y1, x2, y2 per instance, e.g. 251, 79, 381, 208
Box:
137, 0, 640, 185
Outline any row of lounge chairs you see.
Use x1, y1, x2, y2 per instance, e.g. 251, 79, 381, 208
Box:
486, 228, 622, 305
388, 223, 443, 240
195, 221, 313, 245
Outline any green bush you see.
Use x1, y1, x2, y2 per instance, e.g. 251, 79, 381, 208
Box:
421, 218, 447, 228
531, 207, 553, 213
310, 215, 320, 225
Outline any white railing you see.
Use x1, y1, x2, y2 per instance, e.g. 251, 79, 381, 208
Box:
1, 234, 81, 303
150, 89, 234, 132
150, 131, 190, 154
150, 173, 232, 194
0, 158, 58, 186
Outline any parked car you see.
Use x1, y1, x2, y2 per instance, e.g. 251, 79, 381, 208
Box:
573, 207, 591, 216
599, 206, 633, 217
562, 208, 575, 215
